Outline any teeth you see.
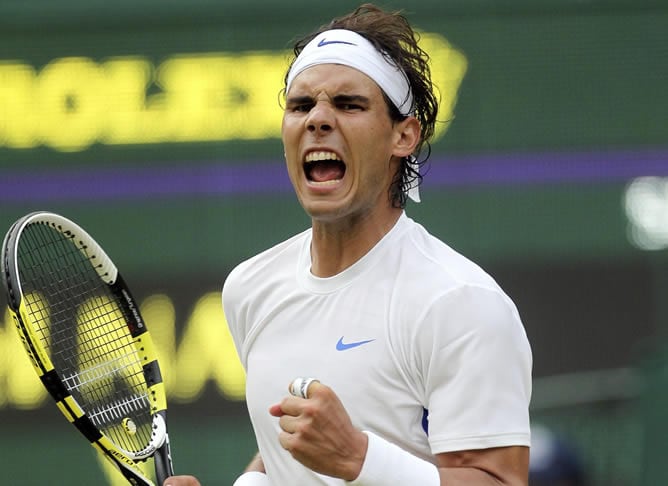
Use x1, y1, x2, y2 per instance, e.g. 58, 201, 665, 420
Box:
305, 151, 340, 163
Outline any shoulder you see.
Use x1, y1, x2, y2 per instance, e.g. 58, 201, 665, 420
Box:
224, 229, 308, 290
222, 228, 309, 313
392, 216, 527, 350
221, 228, 310, 363
398, 216, 504, 296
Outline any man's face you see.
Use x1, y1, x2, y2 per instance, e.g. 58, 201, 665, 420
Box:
281, 64, 408, 224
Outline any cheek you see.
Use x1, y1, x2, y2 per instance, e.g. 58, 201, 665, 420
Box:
280, 117, 290, 144
281, 130, 301, 183
281, 121, 299, 157
356, 127, 394, 164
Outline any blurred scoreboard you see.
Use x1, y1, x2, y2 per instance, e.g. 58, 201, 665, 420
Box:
1, 0, 666, 163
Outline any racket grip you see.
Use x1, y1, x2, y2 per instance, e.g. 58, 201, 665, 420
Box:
154, 435, 174, 486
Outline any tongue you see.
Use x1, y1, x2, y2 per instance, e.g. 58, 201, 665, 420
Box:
310, 161, 344, 182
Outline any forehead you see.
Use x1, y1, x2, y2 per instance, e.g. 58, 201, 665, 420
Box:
286, 63, 384, 97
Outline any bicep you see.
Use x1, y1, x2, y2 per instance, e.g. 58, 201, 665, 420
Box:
435, 446, 529, 485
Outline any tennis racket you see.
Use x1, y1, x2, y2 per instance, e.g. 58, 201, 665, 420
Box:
1, 211, 173, 486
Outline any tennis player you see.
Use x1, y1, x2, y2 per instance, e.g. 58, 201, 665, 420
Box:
165, 3, 532, 485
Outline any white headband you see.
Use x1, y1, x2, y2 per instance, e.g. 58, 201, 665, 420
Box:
286, 29, 414, 116
286, 29, 421, 202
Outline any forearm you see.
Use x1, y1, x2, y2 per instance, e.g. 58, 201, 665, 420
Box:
233, 452, 271, 486
243, 452, 266, 474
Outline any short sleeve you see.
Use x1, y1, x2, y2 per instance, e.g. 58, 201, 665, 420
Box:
415, 284, 532, 453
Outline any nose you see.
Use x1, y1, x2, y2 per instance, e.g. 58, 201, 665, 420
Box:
306, 101, 335, 133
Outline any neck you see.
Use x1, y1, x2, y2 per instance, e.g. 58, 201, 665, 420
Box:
309, 208, 402, 278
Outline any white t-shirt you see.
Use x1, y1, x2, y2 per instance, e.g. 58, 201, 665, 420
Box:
223, 212, 532, 485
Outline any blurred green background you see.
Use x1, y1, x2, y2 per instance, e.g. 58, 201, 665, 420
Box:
1, 0, 667, 484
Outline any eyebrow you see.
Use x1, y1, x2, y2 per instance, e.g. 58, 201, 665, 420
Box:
332, 94, 370, 104
285, 93, 371, 106
285, 95, 313, 106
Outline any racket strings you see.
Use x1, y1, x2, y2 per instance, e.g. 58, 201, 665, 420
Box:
17, 223, 154, 453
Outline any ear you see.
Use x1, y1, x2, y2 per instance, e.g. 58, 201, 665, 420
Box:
392, 116, 421, 159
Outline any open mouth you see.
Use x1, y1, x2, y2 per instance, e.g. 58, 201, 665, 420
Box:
304, 151, 346, 184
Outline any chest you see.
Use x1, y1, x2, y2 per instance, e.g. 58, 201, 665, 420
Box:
244, 287, 419, 427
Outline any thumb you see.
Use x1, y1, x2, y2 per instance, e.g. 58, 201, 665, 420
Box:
269, 403, 284, 417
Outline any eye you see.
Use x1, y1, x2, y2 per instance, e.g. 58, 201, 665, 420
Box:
286, 98, 314, 113
291, 102, 314, 113
337, 102, 363, 111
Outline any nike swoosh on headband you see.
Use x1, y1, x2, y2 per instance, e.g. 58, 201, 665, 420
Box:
336, 336, 375, 351
317, 38, 357, 47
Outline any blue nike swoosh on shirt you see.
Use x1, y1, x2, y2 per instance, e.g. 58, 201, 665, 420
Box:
317, 39, 357, 47
336, 337, 375, 351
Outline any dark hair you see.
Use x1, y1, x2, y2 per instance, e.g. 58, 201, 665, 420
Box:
285, 3, 439, 208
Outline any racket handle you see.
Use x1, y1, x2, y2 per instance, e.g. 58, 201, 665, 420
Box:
154, 435, 174, 486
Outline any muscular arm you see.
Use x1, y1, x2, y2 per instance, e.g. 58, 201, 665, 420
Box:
436, 446, 529, 485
